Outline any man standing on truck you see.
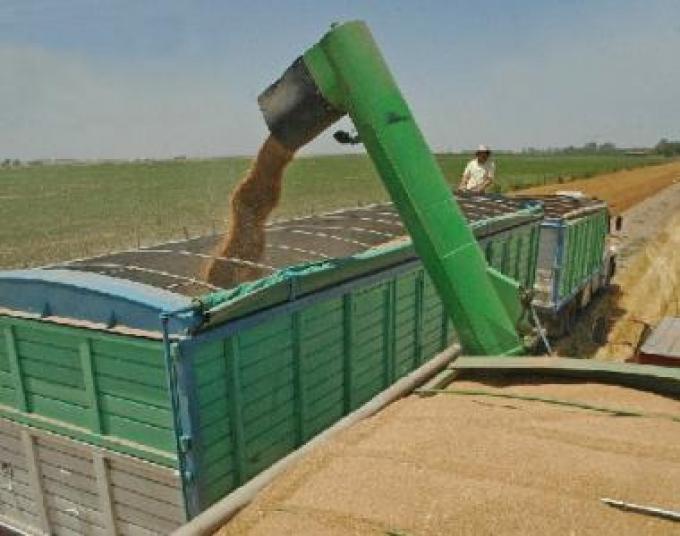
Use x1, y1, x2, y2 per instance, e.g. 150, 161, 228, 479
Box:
457, 145, 495, 193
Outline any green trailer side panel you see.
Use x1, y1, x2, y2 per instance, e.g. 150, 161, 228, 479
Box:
190, 262, 456, 512
556, 210, 608, 301
0, 316, 176, 464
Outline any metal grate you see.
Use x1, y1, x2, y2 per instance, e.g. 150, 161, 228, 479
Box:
47, 195, 538, 296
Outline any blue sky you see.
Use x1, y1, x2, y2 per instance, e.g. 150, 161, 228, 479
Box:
1, 0, 679, 159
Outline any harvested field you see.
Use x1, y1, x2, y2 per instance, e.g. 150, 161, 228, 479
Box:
0, 154, 668, 269
519, 160, 680, 215
216, 378, 680, 536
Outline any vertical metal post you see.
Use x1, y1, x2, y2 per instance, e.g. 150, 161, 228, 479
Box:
291, 312, 306, 445
382, 282, 396, 386
4, 326, 28, 412
79, 339, 103, 434
21, 430, 51, 534
92, 452, 117, 536
342, 294, 353, 413
414, 271, 424, 366
225, 338, 246, 485
161, 313, 191, 520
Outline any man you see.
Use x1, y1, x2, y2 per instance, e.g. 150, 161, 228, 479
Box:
457, 145, 495, 193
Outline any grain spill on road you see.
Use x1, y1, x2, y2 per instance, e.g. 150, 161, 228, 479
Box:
205, 136, 294, 287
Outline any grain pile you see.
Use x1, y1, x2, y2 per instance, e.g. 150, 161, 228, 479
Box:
205, 136, 294, 288
216, 379, 680, 536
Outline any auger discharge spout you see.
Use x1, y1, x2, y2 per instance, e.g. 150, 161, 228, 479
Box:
258, 21, 526, 355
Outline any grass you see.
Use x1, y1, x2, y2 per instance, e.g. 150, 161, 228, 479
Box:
0, 153, 666, 268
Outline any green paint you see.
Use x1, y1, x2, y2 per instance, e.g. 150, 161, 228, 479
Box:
225, 338, 246, 485
3, 326, 27, 411
79, 340, 103, 434
291, 312, 306, 444
342, 293, 354, 413
0, 404, 177, 467
0, 315, 175, 463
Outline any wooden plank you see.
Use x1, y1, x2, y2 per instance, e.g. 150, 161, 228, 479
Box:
108, 469, 183, 507
241, 381, 295, 425
109, 485, 185, 524
42, 476, 101, 511
195, 375, 228, 409
36, 441, 95, 479
40, 463, 97, 496
195, 396, 229, 429
242, 401, 296, 444
199, 419, 230, 449
4, 327, 27, 412
80, 340, 104, 434
27, 393, 90, 429
20, 430, 51, 534
100, 414, 175, 453
93, 453, 117, 536
114, 501, 180, 534
118, 519, 164, 536
107, 457, 179, 489
238, 349, 294, 390
48, 508, 107, 536
20, 359, 85, 389
224, 335, 245, 490
13, 340, 81, 370
240, 365, 294, 405
44, 491, 105, 529
23, 376, 88, 406
96, 375, 170, 409
95, 355, 168, 389
237, 315, 292, 349
243, 414, 296, 452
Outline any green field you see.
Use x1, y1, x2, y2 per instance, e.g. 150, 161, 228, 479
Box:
0, 153, 666, 268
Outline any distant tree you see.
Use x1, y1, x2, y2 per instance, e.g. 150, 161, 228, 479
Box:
12, 159, 20, 167
655, 138, 680, 156
2, 158, 10, 167
583, 142, 598, 153
598, 142, 616, 153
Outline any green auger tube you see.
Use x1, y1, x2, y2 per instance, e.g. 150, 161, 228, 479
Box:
258, 21, 527, 356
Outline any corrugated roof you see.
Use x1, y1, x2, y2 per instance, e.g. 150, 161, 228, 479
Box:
640, 317, 680, 358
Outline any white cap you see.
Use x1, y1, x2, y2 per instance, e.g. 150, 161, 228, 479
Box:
476, 144, 491, 153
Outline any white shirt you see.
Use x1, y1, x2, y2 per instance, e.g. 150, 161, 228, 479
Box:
461, 158, 495, 191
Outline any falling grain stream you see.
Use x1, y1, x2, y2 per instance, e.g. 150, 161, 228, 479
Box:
205, 136, 294, 288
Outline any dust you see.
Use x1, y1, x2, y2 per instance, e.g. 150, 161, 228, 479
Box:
205, 136, 294, 288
